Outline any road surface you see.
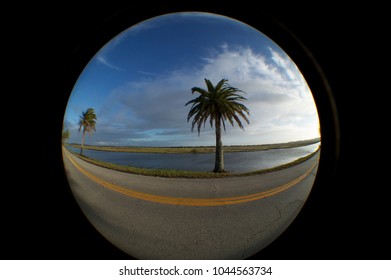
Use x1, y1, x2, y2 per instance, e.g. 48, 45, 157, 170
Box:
62, 147, 319, 259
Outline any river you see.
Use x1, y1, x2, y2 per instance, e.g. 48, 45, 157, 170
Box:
65, 143, 320, 173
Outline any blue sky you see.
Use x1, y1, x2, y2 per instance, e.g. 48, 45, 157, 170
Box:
63, 12, 320, 147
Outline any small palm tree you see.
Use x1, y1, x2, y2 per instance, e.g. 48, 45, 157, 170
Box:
186, 78, 250, 172
78, 107, 97, 155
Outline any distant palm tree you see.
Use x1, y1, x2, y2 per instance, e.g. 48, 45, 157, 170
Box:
62, 128, 70, 143
78, 107, 97, 155
186, 78, 250, 172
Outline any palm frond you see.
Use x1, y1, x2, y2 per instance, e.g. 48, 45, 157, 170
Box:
78, 107, 97, 135
185, 78, 250, 135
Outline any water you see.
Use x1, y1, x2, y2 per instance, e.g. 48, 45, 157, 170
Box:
66, 143, 320, 173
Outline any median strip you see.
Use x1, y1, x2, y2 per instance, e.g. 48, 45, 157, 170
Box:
65, 151, 317, 207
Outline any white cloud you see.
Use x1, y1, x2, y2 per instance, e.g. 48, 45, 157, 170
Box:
196, 45, 318, 135
94, 44, 319, 146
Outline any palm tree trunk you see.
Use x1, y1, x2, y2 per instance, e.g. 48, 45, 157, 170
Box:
213, 117, 224, 172
80, 131, 86, 155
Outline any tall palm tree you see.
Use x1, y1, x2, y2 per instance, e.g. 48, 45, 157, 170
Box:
78, 107, 97, 155
186, 78, 250, 172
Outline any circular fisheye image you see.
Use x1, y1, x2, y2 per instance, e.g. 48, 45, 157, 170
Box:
62, 12, 321, 259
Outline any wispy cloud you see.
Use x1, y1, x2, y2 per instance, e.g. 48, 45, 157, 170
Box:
138, 70, 159, 76
96, 55, 123, 71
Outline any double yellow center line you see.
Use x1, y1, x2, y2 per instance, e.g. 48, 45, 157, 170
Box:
65, 152, 317, 207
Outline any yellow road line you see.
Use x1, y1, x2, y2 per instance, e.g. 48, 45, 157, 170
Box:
64, 151, 317, 207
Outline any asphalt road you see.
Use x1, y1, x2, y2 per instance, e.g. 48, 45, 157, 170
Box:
63, 148, 319, 259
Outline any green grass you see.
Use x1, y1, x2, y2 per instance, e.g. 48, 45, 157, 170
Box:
70, 148, 320, 179
66, 138, 320, 154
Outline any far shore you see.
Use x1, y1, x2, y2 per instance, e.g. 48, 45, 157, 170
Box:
65, 138, 320, 154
